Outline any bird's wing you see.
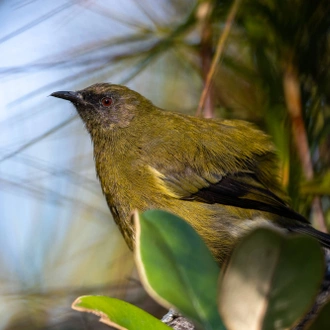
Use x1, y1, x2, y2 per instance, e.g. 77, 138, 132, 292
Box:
144, 117, 308, 224
148, 162, 307, 224
186, 172, 308, 223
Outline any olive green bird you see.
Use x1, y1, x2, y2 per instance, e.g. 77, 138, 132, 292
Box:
51, 83, 330, 263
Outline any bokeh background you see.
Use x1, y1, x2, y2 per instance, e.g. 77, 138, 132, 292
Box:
0, 0, 329, 329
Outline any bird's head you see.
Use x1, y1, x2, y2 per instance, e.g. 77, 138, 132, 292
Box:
51, 83, 152, 132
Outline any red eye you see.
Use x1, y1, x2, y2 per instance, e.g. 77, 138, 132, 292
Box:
101, 97, 112, 107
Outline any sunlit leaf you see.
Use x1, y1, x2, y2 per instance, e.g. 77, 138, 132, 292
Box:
72, 295, 171, 330
219, 228, 324, 330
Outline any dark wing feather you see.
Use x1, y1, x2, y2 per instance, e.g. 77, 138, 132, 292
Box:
290, 226, 330, 248
182, 173, 309, 224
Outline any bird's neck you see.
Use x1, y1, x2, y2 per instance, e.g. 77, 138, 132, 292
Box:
90, 127, 143, 233
91, 127, 133, 193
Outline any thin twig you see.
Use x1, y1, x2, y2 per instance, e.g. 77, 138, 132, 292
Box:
198, 1, 214, 118
196, 0, 242, 116
283, 62, 327, 232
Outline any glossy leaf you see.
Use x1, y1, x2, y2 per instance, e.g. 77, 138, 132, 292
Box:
134, 209, 225, 330
72, 295, 171, 330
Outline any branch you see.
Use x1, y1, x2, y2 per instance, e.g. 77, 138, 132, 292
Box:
283, 62, 327, 233
196, 0, 242, 117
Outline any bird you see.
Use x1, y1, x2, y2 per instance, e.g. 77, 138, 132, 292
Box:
51, 83, 330, 263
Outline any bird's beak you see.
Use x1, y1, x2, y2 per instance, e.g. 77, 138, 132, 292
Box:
50, 90, 82, 103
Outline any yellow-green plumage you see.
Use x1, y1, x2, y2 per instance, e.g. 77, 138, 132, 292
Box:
51, 83, 330, 263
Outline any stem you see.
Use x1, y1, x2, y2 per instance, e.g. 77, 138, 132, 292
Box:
196, 0, 242, 117
199, 1, 214, 118
283, 62, 327, 232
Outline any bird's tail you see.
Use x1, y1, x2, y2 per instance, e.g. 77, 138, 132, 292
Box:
292, 226, 330, 249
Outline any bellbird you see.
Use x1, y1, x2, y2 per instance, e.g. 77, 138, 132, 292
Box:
51, 83, 330, 263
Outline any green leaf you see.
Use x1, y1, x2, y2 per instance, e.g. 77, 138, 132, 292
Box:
72, 295, 171, 330
300, 171, 330, 196
307, 299, 330, 330
134, 210, 225, 330
219, 228, 324, 330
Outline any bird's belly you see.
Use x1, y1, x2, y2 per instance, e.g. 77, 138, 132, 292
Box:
107, 190, 281, 263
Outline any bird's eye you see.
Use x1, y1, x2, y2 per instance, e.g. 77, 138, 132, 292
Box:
101, 97, 112, 107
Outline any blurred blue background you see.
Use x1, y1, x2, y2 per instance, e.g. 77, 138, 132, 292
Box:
0, 1, 200, 328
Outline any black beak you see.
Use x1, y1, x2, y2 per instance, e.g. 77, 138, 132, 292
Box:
50, 90, 82, 103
